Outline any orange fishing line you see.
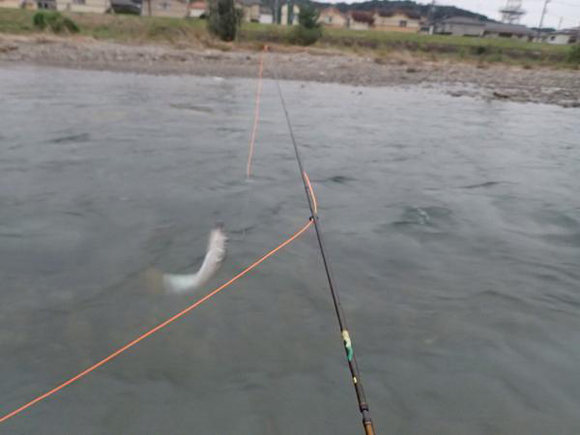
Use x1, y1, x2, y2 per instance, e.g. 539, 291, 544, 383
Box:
0, 219, 313, 424
246, 45, 268, 179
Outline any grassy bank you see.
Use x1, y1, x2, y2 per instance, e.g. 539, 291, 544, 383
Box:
0, 9, 208, 42
0, 8, 575, 67
242, 22, 573, 66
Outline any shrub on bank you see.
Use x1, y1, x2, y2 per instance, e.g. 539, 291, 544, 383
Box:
289, 4, 322, 46
33, 11, 79, 33
568, 45, 580, 64
207, 0, 242, 42
288, 26, 322, 46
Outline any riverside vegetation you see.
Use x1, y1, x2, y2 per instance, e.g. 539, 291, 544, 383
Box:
1, 8, 579, 68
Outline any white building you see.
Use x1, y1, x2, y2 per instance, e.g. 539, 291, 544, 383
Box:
318, 7, 347, 28
259, 6, 273, 24
188, 0, 206, 18
280, 3, 299, 26
57, 0, 110, 13
546, 28, 580, 45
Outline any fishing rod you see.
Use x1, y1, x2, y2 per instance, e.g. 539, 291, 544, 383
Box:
270, 62, 376, 435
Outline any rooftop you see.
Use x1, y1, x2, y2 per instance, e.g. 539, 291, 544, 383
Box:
320, 7, 345, 15
377, 9, 421, 20
349, 10, 374, 24
439, 16, 486, 26
553, 26, 580, 35
484, 22, 534, 35
189, 0, 205, 9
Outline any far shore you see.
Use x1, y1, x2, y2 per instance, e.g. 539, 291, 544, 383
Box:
1, 33, 580, 107
0, 34, 580, 107
1, 8, 580, 107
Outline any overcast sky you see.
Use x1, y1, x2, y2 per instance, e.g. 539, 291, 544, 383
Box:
439, 0, 580, 28
334, 0, 580, 29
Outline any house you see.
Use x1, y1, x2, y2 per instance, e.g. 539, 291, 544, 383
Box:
36, 0, 56, 8
434, 17, 485, 37
259, 6, 272, 24
545, 27, 580, 45
0, 0, 23, 7
141, 0, 186, 17
546, 32, 571, 45
318, 7, 347, 28
188, 0, 206, 18
434, 17, 534, 40
348, 11, 374, 31
280, 3, 298, 25
240, 0, 260, 22
483, 22, 534, 40
373, 10, 421, 33
57, 0, 110, 13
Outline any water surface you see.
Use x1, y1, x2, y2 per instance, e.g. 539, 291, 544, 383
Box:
1, 65, 579, 434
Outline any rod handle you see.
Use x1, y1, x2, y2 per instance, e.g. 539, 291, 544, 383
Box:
363, 418, 375, 435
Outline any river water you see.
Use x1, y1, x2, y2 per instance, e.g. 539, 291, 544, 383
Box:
0, 65, 579, 434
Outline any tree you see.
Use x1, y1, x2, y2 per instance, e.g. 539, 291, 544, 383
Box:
289, 4, 322, 46
207, 0, 242, 42
297, 3, 320, 30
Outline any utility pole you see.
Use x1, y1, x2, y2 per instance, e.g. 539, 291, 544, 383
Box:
537, 0, 551, 38
287, 0, 294, 25
429, 0, 436, 35
429, 0, 435, 19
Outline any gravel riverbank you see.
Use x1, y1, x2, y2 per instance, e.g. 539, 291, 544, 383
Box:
1, 34, 579, 107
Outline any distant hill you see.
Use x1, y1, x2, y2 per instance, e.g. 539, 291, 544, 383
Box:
277, 0, 490, 22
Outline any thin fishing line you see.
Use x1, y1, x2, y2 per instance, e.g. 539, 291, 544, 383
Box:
239, 45, 267, 241
239, 177, 256, 241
